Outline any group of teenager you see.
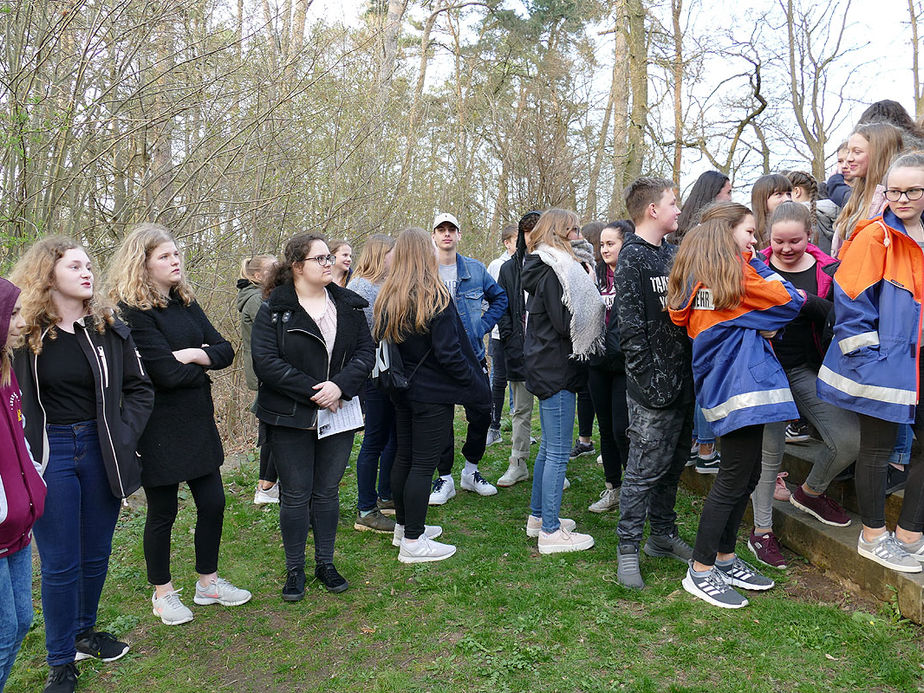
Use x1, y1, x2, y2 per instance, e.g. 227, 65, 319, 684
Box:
1, 98, 924, 692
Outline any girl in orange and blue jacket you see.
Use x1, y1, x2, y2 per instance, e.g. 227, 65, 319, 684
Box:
817, 151, 924, 573
668, 202, 804, 609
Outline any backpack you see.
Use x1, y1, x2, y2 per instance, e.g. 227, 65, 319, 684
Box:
370, 339, 430, 394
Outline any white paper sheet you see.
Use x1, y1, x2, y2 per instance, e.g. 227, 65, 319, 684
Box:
316, 397, 364, 439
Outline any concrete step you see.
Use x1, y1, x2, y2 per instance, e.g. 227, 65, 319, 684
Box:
680, 463, 924, 624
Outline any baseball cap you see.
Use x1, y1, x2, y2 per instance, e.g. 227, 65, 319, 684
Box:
432, 212, 460, 231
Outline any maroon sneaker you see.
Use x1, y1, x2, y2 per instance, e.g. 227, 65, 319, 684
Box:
789, 486, 851, 527
748, 530, 788, 569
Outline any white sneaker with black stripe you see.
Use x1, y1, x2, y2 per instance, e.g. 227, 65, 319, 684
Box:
682, 565, 748, 609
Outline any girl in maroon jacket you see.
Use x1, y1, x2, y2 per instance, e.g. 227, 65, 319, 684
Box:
0, 277, 46, 691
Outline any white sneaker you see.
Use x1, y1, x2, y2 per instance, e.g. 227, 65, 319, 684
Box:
525, 515, 576, 538
392, 523, 443, 547
398, 535, 457, 563
538, 527, 594, 555
193, 577, 253, 606
428, 477, 456, 505
254, 483, 280, 505
151, 589, 193, 625
562, 477, 570, 490
857, 531, 922, 573
497, 459, 528, 487
596, 454, 603, 465
588, 483, 620, 513
460, 470, 498, 496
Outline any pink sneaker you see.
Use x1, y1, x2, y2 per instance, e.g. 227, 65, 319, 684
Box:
774, 472, 791, 501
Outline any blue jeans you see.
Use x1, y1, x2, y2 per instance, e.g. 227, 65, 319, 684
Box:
693, 403, 715, 446
0, 545, 33, 690
33, 421, 120, 666
889, 424, 912, 466
356, 381, 396, 511
530, 390, 576, 533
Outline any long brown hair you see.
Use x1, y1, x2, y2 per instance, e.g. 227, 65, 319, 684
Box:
527, 208, 578, 256
373, 227, 451, 343
351, 234, 395, 285
750, 174, 792, 248
835, 123, 904, 240
108, 223, 196, 310
668, 203, 751, 311
10, 236, 115, 354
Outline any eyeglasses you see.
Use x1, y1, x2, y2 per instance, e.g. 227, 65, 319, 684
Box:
884, 187, 924, 202
303, 254, 337, 267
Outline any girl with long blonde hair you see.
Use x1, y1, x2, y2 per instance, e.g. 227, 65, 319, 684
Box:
111, 223, 250, 626
668, 207, 804, 608
373, 227, 488, 563
11, 236, 153, 688
347, 235, 399, 532
328, 238, 353, 287
521, 208, 604, 554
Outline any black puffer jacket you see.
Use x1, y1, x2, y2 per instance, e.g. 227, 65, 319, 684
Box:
252, 282, 374, 429
613, 233, 693, 409
15, 316, 154, 498
496, 216, 530, 381
521, 253, 586, 399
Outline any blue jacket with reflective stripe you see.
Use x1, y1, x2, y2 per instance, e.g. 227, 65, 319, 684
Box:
816, 209, 924, 424
669, 253, 804, 437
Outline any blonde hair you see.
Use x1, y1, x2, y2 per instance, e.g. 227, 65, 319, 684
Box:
351, 234, 395, 285
0, 279, 18, 386
9, 236, 115, 355
107, 223, 195, 309
668, 207, 748, 311
527, 208, 578, 257
835, 123, 904, 240
373, 228, 451, 343
329, 238, 352, 287
239, 254, 276, 284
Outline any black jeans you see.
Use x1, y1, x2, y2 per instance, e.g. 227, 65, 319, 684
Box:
393, 399, 454, 539
587, 366, 629, 487
437, 398, 491, 475
692, 424, 764, 565
577, 377, 595, 439
144, 470, 226, 585
268, 425, 354, 569
857, 414, 924, 531
489, 338, 508, 430
257, 421, 278, 484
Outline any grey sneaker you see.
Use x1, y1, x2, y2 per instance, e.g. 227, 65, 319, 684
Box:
151, 589, 193, 625
643, 532, 694, 563
858, 531, 922, 573
616, 545, 645, 589
682, 565, 748, 609
587, 484, 620, 513
194, 577, 252, 606
497, 459, 528, 487
897, 536, 924, 563
486, 428, 502, 446
715, 556, 775, 591
353, 508, 396, 534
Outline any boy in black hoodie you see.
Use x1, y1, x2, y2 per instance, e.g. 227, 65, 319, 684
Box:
613, 177, 695, 589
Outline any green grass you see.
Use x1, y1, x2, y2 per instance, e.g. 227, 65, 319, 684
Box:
11, 410, 924, 692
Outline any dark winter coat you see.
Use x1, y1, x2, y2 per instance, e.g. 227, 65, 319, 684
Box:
120, 295, 233, 487
496, 223, 529, 381
236, 279, 263, 391
613, 233, 693, 409
252, 282, 375, 429
521, 254, 586, 399
16, 315, 154, 498
394, 299, 490, 407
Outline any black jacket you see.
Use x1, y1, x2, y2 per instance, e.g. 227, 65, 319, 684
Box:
252, 282, 374, 429
613, 233, 693, 409
14, 317, 154, 499
497, 223, 528, 381
394, 300, 489, 406
121, 296, 234, 486
521, 253, 586, 399
589, 261, 625, 374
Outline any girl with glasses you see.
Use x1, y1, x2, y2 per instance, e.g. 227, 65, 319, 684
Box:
251, 234, 374, 599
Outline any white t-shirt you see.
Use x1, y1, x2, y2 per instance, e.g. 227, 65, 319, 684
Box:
486, 250, 512, 340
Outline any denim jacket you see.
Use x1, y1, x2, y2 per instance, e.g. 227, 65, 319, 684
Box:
451, 253, 507, 361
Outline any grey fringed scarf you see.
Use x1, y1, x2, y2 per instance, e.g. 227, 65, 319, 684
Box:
533, 243, 605, 359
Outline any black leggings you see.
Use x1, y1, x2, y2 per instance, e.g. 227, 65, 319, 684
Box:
577, 381, 595, 439
587, 366, 629, 486
692, 424, 764, 565
257, 422, 278, 483
143, 470, 226, 585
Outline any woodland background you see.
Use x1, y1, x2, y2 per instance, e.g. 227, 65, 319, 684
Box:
2, 0, 922, 442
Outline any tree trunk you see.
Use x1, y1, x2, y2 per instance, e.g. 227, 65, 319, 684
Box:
626, 0, 648, 182
671, 0, 683, 182
911, 0, 923, 120
609, 0, 631, 218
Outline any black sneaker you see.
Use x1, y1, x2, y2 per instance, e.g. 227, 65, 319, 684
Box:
569, 439, 595, 459
44, 662, 78, 693
282, 566, 306, 602
74, 629, 129, 662
785, 421, 812, 444
314, 563, 348, 593
886, 465, 908, 495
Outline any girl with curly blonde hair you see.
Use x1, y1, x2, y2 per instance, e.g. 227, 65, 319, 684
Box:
10, 236, 153, 689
